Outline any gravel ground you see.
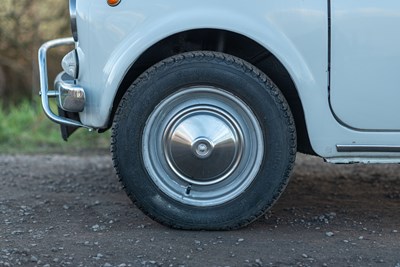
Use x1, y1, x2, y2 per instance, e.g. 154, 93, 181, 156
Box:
0, 152, 399, 267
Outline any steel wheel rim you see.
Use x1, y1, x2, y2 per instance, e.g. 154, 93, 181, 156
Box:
142, 87, 264, 207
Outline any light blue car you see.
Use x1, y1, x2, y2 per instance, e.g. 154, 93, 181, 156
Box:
38, 0, 400, 229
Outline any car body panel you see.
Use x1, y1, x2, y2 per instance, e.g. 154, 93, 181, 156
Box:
40, 0, 400, 163
75, 0, 328, 131
330, 0, 400, 130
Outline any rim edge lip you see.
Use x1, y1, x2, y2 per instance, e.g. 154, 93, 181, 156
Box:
142, 86, 264, 207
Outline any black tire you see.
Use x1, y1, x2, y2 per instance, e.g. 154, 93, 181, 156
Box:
111, 51, 296, 230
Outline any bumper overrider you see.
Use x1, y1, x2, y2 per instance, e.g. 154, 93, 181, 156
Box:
38, 37, 91, 130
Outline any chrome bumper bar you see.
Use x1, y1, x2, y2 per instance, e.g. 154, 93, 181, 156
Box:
38, 37, 91, 129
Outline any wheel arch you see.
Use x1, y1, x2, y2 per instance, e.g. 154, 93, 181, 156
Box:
107, 29, 315, 155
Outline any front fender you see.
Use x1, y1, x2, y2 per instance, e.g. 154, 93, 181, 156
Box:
77, 0, 328, 134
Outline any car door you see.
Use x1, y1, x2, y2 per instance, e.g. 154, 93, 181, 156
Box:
330, 0, 400, 130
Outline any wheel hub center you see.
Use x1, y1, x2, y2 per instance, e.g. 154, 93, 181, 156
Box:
192, 139, 214, 159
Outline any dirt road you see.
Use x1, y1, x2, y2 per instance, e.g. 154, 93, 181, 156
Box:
0, 153, 399, 267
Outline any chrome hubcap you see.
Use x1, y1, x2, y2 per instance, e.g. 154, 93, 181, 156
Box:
164, 107, 243, 185
142, 87, 264, 207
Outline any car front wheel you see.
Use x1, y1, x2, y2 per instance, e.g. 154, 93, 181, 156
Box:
111, 51, 296, 230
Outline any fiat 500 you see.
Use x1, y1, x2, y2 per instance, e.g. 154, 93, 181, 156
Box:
38, 0, 400, 230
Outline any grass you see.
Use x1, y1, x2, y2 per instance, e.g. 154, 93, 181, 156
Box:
0, 100, 111, 154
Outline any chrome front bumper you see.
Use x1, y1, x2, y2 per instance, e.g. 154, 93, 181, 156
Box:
38, 37, 91, 129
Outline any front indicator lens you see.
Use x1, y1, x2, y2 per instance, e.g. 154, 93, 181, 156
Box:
107, 0, 121, 6
61, 50, 79, 79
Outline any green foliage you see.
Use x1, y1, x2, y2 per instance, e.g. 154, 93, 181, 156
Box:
0, 1, 110, 154
0, 0, 69, 103
0, 101, 110, 154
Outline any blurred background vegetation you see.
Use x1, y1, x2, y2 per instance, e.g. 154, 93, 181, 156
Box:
0, 0, 110, 154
